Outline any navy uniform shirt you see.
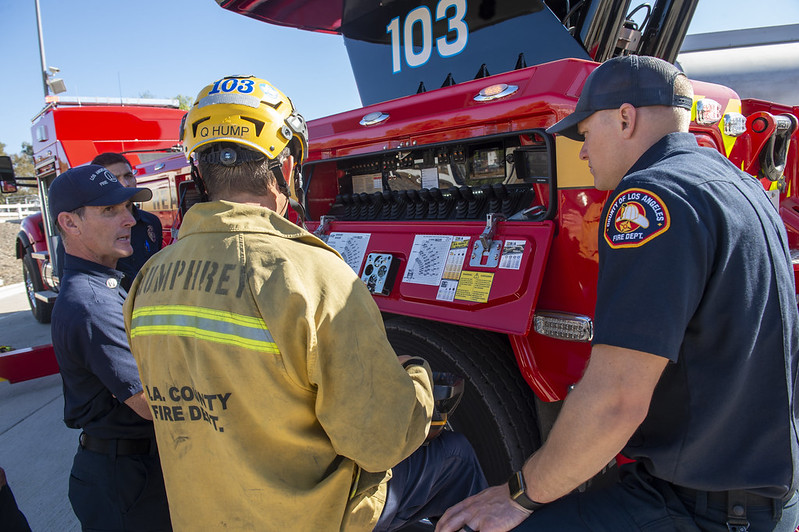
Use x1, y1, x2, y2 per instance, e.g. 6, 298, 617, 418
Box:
51, 254, 154, 440
117, 206, 162, 291
594, 132, 799, 498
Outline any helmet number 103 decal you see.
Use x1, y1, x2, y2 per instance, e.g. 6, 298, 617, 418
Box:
386, 0, 468, 73
206, 78, 281, 105
208, 78, 256, 95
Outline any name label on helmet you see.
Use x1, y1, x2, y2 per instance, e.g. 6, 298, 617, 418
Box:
198, 125, 251, 138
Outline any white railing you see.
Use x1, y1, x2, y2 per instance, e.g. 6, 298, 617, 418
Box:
0, 202, 41, 220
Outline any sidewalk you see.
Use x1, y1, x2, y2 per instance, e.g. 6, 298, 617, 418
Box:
0, 374, 80, 531
0, 281, 79, 529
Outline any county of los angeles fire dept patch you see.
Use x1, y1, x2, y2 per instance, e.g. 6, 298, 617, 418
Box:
604, 188, 670, 249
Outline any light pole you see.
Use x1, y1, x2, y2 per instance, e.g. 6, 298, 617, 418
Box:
34, 0, 49, 98
34, 0, 66, 98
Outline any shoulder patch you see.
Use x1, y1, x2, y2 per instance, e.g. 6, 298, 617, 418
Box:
604, 188, 670, 249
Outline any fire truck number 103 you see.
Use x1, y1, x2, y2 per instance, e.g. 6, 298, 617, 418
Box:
386, 0, 468, 73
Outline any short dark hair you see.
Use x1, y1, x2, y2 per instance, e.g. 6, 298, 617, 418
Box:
55, 206, 86, 235
197, 144, 287, 200
91, 152, 132, 168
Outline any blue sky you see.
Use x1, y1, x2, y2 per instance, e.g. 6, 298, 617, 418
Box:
1, 0, 798, 154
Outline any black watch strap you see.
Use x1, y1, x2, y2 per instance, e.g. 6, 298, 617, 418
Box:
507, 470, 547, 512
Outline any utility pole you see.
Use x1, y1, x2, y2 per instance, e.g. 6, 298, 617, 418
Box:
35, 0, 49, 99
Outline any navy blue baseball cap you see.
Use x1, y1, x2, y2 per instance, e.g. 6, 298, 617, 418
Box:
49, 164, 152, 219
546, 55, 694, 141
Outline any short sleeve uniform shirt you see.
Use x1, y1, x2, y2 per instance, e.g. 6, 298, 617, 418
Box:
51, 254, 154, 440
593, 132, 799, 497
117, 206, 162, 291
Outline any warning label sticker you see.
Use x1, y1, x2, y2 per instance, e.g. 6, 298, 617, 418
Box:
454, 271, 494, 303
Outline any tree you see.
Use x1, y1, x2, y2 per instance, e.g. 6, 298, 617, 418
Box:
12, 142, 34, 179
0, 141, 38, 202
175, 94, 193, 111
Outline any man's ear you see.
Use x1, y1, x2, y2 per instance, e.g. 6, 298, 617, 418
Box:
281, 155, 295, 181
57, 211, 81, 236
618, 103, 638, 139
281, 155, 297, 198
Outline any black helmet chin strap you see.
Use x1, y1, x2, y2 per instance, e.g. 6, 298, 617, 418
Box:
190, 159, 209, 202
268, 158, 307, 230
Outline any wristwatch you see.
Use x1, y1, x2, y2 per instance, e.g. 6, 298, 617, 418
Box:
507, 470, 546, 512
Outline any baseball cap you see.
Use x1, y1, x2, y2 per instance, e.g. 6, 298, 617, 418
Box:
49, 164, 152, 219
546, 55, 693, 141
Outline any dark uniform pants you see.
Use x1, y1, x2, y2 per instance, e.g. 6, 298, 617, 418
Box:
374, 431, 488, 531
69, 444, 171, 531
513, 462, 799, 532
0, 483, 32, 532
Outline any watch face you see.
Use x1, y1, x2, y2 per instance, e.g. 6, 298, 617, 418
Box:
508, 471, 544, 511
508, 471, 525, 498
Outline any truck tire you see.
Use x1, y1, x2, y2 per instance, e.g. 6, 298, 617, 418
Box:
22, 251, 52, 324
384, 316, 540, 485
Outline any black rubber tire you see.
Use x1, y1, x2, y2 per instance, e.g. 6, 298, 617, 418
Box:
384, 316, 540, 485
22, 251, 52, 324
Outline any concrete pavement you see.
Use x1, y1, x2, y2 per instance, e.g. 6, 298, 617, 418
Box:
1, 283, 80, 531
0, 282, 51, 350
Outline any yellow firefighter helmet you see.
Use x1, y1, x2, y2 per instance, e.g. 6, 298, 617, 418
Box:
181, 75, 308, 165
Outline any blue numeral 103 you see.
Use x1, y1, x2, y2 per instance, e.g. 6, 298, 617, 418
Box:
208, 78, 255, 95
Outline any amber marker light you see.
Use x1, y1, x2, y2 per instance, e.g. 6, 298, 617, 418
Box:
474, 84, 519, 102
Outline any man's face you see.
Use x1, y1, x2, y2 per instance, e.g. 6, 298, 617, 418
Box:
105, 162, 137, 188
66, 202, 136, 268
577, 109, 627, 191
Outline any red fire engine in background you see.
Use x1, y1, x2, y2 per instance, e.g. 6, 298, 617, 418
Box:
1, 0, 798, 485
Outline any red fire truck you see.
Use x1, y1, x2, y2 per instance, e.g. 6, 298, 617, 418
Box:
2, 0, 798, 485
3, 97, 186, 322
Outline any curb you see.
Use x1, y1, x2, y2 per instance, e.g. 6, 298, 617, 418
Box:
0, 282, 25, 298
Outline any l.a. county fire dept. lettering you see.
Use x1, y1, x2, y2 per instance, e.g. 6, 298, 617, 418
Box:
145, 384, 233, 433
130, 304, 280, 354
604, 188, 670, 249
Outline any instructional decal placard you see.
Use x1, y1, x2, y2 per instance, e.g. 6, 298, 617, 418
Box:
403, 235, 453, 286
421, 167, 439, 189
436, 279, 459, 302
499, 240, 526, 270
454, 271, 494, 303
442, 236, 470, 279
326, 232, 371, 274
436, 236, 470, 301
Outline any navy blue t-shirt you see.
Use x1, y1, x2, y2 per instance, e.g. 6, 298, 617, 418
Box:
51, 254, 154, 439
115, 206, 162, 291
594, 132, 799, 498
